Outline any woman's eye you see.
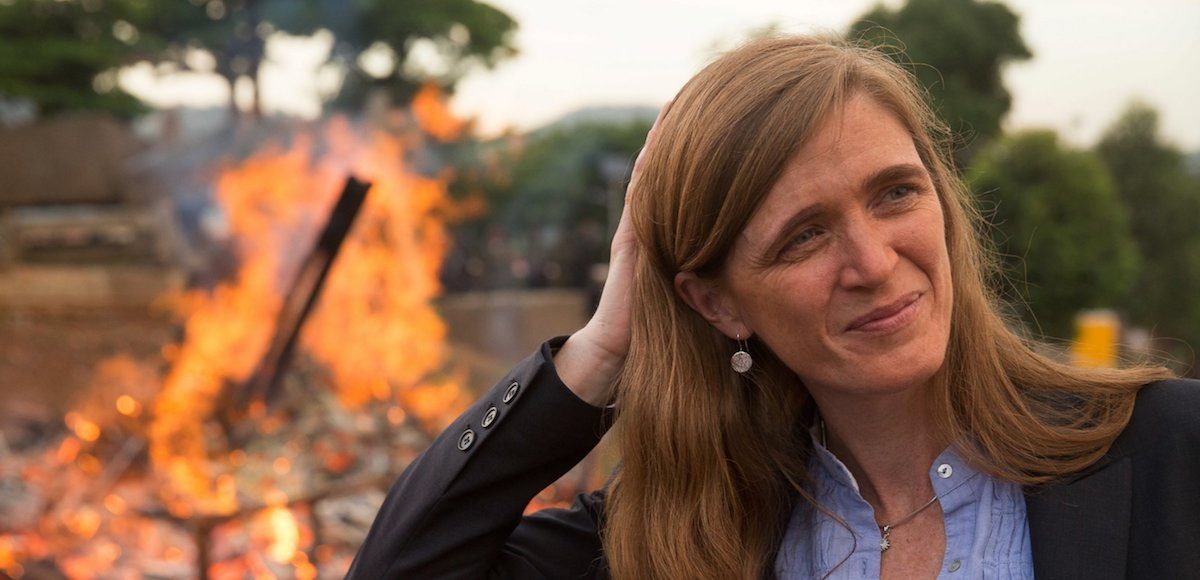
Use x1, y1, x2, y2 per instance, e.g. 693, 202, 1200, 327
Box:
885, 185, 915, 201
788, 227, 823, 248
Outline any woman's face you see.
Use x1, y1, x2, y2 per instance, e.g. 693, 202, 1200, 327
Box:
716, 94, 953, 399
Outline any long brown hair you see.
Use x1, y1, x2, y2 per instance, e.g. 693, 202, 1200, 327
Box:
603, 35, 1172, 579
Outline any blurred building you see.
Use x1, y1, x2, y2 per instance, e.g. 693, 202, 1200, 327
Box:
0, 113, 188, 309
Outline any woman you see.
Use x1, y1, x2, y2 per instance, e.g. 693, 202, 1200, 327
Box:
349, 35, 1200, 579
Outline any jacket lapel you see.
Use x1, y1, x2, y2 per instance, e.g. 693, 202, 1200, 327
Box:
1024, 456, 1131, 580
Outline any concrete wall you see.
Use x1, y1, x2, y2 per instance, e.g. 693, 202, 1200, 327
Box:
0, 264, 184, 311
0, 114, 144, 207
437, 289, 590, 368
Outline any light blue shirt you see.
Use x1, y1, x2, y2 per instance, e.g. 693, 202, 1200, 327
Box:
775, 435, 1035, 579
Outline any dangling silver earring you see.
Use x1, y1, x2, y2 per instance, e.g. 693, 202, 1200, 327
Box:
731, 333, 753, 373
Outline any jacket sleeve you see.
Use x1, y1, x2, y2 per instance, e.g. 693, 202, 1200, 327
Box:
346, 335, 614, 580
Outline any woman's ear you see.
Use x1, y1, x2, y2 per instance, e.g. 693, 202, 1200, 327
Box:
673, 271, 749, 340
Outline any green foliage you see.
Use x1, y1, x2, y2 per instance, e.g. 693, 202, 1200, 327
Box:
0, 0, 517, 118
134, 0, 517, 108
850, 0, 1031, 156
0, 0, 148, 117
488, 119, 652, 232
347, 0, 518, 103
968, 130, 1139, 339
439, 118, 651, 289
1096, 103, 1200, 362
139, 0, 517, 112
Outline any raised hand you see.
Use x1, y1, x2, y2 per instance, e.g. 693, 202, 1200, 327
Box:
553, 100, 672, 406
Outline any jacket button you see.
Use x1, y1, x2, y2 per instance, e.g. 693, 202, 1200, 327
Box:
481, 406, 498, 428
457, 429, 475, 451
502, 381, 520, 404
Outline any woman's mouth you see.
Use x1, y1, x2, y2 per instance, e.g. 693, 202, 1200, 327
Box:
845, 292, 923, 334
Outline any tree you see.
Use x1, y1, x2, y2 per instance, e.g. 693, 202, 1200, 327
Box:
130, 0, 278, 117
139, 0, 518, 117
850, 0, 1031, 160
332, 0, 519, 108
0, 0, 517, 119
968, 130, 1139, 339
1096, 103, 1200, 367
440, 114, 653, 290
0, 0, 150, 117
489, 117, 652, 232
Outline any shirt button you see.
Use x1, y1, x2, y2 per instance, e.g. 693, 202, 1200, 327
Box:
937, 463, 953, 479
457, 429, 475, 451
948, 559, 962, 572
481, 406, 498, 428
502, 381, 520, 404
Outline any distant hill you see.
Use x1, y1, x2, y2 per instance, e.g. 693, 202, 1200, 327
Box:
532, 105, 660, 135
1185, 150, 1200, 179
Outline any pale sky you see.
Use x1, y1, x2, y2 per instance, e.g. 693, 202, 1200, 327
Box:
123, 0, 1200, 150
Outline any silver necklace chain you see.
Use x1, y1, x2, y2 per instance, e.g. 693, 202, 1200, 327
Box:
878, 495, 938, 552
819, 419, 940, 553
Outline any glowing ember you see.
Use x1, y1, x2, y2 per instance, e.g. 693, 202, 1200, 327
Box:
66, 413, 101, 442
103, 494, 127, 515
64, 507, 102, 538
0, 537, 21, 577
116, 395, 140, 417
265, 506, 300, 563
55, 438, 80, 464
77, 453, 102, 475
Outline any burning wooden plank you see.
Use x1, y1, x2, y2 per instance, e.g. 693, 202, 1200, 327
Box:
235, 176, 372, 409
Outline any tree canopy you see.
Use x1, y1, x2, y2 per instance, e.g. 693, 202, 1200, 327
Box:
0, 0, 149, 117
850, 0, 1031, 158
144, 0, 517, 115
968, 130, 1139, 339
334, 0, 519, 107
0, 0, 518, 118
482, 117, 651, 231
1096, 102, 1200, 364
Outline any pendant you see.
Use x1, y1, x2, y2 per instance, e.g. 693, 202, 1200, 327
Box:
879, 525, 892, 553
731, 350, 752, 373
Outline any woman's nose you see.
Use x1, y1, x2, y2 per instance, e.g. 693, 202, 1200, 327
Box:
837, 220, 898, 289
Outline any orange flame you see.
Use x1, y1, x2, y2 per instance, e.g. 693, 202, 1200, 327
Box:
147, 115, 472, 516
0, 536, 20, 578
411, 84, 464, 140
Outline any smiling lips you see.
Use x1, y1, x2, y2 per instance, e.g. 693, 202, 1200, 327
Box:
845, 292, 923, 333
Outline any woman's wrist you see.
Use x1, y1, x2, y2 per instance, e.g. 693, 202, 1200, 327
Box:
553, 330, 625, 407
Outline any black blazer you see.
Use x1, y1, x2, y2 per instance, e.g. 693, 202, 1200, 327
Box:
348, 337, 1200, 579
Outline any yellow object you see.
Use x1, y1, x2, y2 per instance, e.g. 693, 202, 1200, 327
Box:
1072, 310, 1119, 368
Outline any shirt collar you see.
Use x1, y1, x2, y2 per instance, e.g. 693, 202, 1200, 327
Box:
807, 421, 983, 497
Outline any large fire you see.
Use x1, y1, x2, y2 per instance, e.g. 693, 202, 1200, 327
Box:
0, 87, 480, 578
150, 113, 469, 517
